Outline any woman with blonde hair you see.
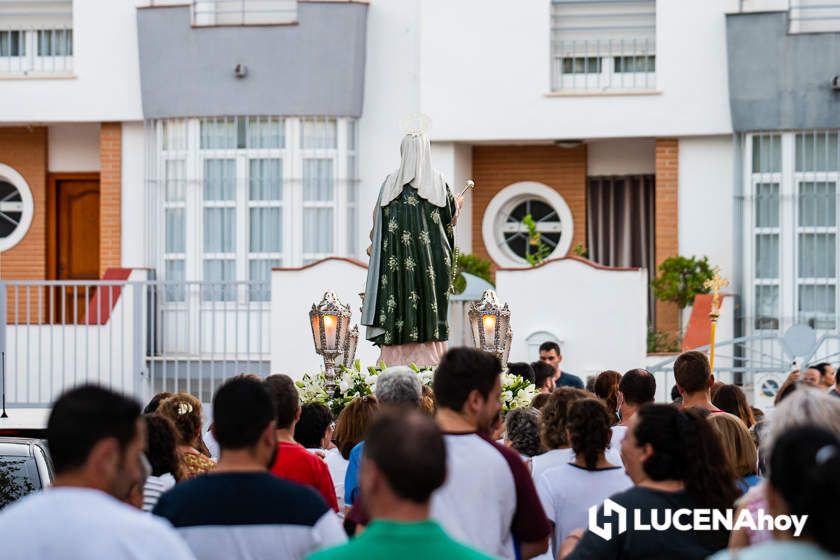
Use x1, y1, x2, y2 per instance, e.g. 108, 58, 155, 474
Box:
157, 392, 215, 479
708, 412, 761, 492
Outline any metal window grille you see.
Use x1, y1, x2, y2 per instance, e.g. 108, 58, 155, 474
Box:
745, 131, 840, 336
0, 1, 73, 75
550, 0, 655, 91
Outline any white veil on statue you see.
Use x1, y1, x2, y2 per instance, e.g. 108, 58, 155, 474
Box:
379, 133, 449, 208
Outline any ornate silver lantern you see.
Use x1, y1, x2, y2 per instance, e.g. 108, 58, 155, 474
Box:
338, 325, 359, 369
309, 292, 352, 388
468, 289, 512, 367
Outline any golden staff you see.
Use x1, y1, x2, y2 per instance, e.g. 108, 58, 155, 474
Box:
704, 267, 729, 372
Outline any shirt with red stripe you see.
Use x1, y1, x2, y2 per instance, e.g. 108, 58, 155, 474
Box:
270, 442, 339, 512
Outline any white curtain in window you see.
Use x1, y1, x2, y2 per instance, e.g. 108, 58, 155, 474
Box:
303, 159, 333, 202
204, 208, 235, 253
799, 285, 836, 328
165, 160, 186, 201
755, 183, 780, 227
165, 209, 185, 253
164, 260, 185, 302
303, 208, 333, 254
755, 285, 779, 330
247, 117, 284, 149
203, 260, 236, 300
301, 119, 337, 150
250, 208, 281, 253
249, 159, 281, 201
248, 259, 281, 301
755, 235, 780, 279
204, 159, 236, 201
799, 182, 836, 226
201, 119, 238, 150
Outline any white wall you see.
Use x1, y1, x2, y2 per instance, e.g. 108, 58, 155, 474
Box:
355, 0, 421, 261
417, 0, 737, 141
496, 258, 648, 378
0, 0, 143, 122
678, 135, 736, 286
47, 123, 100, 171
271, 259, 379, 378
121, 121, 146, 267
587, 138, 655, 176
431, 142, 473, 250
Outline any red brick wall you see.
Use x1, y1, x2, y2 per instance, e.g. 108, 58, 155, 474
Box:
471, 144, 587, 273
0, 127, 47, 281
655, 138, 680, 335
99, 122, 122, 276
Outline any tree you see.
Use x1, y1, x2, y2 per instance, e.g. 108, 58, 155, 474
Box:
651, 255, 715, 333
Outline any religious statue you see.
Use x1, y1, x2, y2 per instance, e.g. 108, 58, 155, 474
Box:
361, 126, 465, 367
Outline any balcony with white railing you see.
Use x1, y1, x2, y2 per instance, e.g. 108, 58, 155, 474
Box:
0, 1, 73, 77
550, 0, 656, 93
550, 38, 656, 93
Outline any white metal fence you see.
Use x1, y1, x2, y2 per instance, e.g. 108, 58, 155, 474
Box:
0, 279, 272, 408
0, 26, 73, 76
551, 38, 656, 92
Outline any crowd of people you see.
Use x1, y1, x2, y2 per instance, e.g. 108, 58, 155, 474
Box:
0, 344, 839, 560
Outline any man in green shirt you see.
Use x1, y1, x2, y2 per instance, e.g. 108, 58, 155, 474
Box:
307, 408, 493, 560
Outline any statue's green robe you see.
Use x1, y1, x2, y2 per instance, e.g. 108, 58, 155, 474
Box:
361, 183, 457, 346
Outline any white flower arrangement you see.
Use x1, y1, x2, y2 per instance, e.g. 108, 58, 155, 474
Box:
296, 364, 538, 416
500, 371, 539, 412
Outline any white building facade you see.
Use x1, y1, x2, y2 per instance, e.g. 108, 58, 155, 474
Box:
1, 0, 839, 409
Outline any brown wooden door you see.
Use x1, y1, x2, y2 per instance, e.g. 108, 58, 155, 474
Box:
56, 179, 100, 322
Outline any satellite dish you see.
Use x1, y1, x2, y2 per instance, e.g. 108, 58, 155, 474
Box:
781, 324, 817, 359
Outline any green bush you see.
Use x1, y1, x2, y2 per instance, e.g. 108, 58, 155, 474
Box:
452, 253, 494, 294
647, 326, 681, 354
651, 255, 714, 310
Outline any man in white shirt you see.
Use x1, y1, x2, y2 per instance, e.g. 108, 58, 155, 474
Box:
431, 347, 551, 560
153, 376, 346, 559
612, 368, 656, 450
0, 385, 195, 560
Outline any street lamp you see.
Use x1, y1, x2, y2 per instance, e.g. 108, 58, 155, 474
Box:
309, 292, 352, 389
338, 325, 359, 369
468, 289, 512, 367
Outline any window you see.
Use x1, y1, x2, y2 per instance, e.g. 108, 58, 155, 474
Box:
193, 0, 298, 26
746, 131, 840, 332
789, 0, 840, 33
0, 164, 35, 253
0, 1, 73, 75
550, 0, 655, 92
150, 116, 358, 302
482, 182, 574, 267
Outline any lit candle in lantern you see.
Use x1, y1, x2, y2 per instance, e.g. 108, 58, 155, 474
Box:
324, 314, 337, 347
482, 314, 496, 344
